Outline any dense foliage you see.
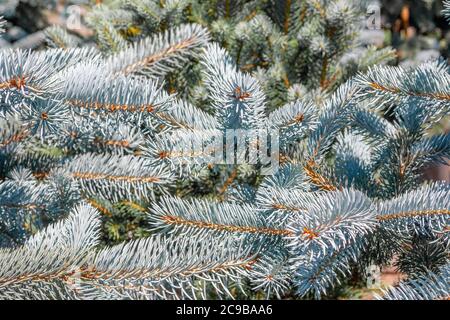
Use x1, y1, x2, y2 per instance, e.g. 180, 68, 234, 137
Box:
0, 0, 448, 300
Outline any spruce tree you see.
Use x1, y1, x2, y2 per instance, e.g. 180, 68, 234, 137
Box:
0, 0, 448, 300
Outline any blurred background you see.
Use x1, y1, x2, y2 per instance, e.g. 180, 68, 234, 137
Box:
1, 0, 449, 182
1, 1, 449, 61
0, 0, 449, 300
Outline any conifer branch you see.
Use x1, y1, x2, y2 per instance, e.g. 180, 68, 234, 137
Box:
105, 24, 209, 79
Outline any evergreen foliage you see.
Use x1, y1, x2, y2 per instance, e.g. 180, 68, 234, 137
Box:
66, 0, 397, 109
0, 16, 5, 34
443, 1, 450, 21
0, 0, 448, 300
